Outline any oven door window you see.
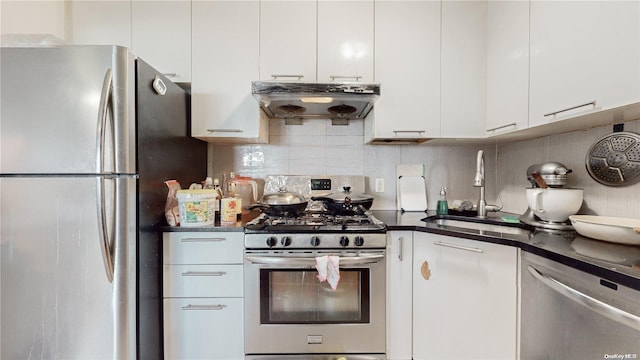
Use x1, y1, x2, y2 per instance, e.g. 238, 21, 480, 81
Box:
260, 268, 370, 324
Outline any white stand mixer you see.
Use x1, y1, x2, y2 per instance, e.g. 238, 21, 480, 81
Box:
519, 162, 579, 231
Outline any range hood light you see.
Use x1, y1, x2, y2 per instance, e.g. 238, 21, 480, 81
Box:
300, 96, 334, 104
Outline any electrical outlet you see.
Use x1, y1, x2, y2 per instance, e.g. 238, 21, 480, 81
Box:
375, 178, 385, 193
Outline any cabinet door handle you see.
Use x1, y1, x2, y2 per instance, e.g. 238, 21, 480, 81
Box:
181, 271, 226, 277
207, 129, 244, 133
393, 130, 426, 135
433, 241, 483, 253
271, 74, 304, 80
397, 236, 403, 262
486, 122, 517, 133
180, 237, 226, 243
544, 100, 597, 117
330, 75, 362, 82
162, 73, 178, 78
181, 304, 227, 311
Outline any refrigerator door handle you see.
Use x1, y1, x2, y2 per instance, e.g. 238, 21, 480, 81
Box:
96, 68, 115, 283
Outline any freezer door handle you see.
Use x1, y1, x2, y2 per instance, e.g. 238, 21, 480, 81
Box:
96, 68, 115, 283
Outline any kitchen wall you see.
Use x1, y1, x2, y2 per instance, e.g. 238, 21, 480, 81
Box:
497, 118, 640, 219
208, 118, 497, 211
210, 117, 640, 218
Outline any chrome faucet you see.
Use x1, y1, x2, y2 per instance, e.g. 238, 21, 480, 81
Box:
473, 150, 500, 218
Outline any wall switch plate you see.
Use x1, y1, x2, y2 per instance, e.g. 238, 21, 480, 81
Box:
375, 178, 385, 192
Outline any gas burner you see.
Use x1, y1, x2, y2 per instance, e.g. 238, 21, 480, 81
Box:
245, 211, 386, 234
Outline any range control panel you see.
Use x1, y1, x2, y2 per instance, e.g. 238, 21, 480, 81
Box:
311, 178, 332, 191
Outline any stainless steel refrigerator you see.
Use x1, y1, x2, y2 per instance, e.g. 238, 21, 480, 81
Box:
0, 45, 207, 359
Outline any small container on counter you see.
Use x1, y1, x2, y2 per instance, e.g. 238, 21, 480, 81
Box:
220, 197, 238, 225
176, 189, 218, 227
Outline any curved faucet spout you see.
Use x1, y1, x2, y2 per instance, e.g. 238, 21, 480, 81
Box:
474, 150, 487, 218
473, 150, 484, 187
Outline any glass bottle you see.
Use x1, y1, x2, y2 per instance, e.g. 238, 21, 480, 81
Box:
436, 186, 449, 215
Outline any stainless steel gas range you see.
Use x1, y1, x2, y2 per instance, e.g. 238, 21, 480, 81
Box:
243, 176, 387, 360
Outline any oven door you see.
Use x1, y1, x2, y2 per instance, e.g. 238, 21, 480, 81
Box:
244, 249, 386, 356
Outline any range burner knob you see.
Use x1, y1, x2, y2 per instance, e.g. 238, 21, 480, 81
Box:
281, 236, 292, 247
354, 236, 364, 247
310, 236, 321, 247
339, 236, 350, 247
266, 236, 277, 248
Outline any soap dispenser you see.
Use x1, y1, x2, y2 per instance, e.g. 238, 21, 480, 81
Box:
437, 187, 449, 215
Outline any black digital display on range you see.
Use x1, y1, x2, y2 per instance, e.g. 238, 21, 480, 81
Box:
311, 178, 332, 190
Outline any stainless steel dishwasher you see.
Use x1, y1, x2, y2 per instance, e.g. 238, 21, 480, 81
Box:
521, 252, 640, 359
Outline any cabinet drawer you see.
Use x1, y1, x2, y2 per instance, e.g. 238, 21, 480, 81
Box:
163, 264, 243, 298
163, 232, 244, 264
163, 297, 244, 360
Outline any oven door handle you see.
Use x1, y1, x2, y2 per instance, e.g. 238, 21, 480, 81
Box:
245, 254, 385, 266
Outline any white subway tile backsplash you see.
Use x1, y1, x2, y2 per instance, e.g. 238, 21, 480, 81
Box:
209, 118, 640, 215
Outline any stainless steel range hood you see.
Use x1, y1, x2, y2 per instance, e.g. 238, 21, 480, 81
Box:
252, 81, 380, 125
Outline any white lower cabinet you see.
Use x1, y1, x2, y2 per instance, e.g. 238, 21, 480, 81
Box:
386, 231, 413, 360
412, 232, 518, 360
162, 231, 244, 360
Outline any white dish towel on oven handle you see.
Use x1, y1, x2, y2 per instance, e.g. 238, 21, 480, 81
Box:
316, 255, 340, 290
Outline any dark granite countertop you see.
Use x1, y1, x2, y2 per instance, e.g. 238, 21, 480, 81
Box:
159, 210, 262, 232
370, 210, 640, 291
159, 209, 640, 291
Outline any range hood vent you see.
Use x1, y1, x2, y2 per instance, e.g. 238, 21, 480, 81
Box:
252, 81, 380, 124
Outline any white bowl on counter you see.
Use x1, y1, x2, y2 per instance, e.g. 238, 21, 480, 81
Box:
526, 188, 583, 222
569, 215, 640, 245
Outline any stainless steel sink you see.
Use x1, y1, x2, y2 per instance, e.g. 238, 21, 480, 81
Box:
425, 217, 532, 235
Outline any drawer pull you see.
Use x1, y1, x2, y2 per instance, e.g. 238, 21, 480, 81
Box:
181, 304, 226, 311
433, 241, 483, 253
180, 237, 226, 243
206, 129, 244, 133
181, 271, 226, 277
330, 75, 362, 82
393, 130, 426, 135
486, 122, 517, 133
271, 74, 304, 80
544, 100, 597, 117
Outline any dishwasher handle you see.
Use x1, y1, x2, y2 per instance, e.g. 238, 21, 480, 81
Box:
527, 265, 640, 331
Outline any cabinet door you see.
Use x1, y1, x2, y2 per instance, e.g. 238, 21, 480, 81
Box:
529, 1, 640, 126
68, 0, 131, 47
163, 232, 244, 265
163, 298, 244, 360
191, 0, 268, 143
486, 0, 529, 136
368, 0, 440, 142
163, 264, 243, 298
131, 0, 191, 83
259, 1, 316, 82
386, 231, 413, 360
0, 0, 66, 41
412, 233, 518, 360
318, 0, 374, 83
440, 0, 487, 138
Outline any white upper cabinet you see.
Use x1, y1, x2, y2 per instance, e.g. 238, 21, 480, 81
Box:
259, 1, 317, 82
0, 0, 66, 41
68, 0, 131, 47
529, 1, 640, 127
317, 0, 374, 83
440, 0, 487, 138
131, 0, 191, 83
366, 0, 441, 143
485, 0, 529, 136
191, 0, 268, 143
